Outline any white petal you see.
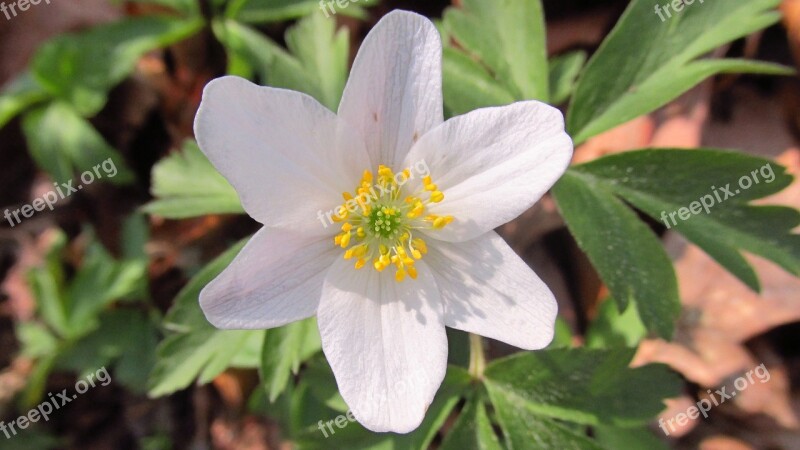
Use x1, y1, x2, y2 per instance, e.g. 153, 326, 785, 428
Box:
318, 258, 447, 433
338, 10, 443, 169
200, 227, 338, 329
404, 101, 573, 242
426, 232, 557, 350
194, 76, 369, 236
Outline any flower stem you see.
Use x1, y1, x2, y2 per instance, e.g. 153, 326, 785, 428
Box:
468, 333, 485, 379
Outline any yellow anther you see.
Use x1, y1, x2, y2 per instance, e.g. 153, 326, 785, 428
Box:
343, 248, 355, 259
430, 191, 444, 203
355, 258, 367, 269
408, 266, 418, 279
433, 217, 448, 229
362, 170, 373, 184
395, 269, 407, 282
412, 238, 428, 254
411, 249, 422, 259
423, 176, 432, 186
357, 227, 365, 238
425, 183, 438, 192
340, 231, 351, 248
374, 259, 387, 272
342, 223, 353, 232
334, 235, 342, 246
343, 192, 353, 201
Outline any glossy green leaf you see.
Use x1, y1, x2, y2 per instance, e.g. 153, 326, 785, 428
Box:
552, 170, 680, 338
444, 0, 548, 101
567, 0, 789, 143
572, 149, 800, 291
484, 348, 682, 427
148, 240, 265, 397
32, 16, 202, 116
143, 140, 244, 219
22, 102, 135, 185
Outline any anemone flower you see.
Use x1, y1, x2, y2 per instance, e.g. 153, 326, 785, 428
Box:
194, 10, 573, 433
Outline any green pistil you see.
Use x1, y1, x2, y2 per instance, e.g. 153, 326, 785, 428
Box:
368, 205, 402, 238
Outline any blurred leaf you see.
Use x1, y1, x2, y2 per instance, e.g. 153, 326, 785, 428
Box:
56, 309, 159, 393
65, 233, 147, 337
567, 0, 789, 143
261, 317, 321, 402
143, 140, 244, 219
16, 322, 58, 359
124, 0, 200, 15
552, 170, 680, 338
548, 50, 586, 105
0, 72, 50, 130
593, 425, 669, 450
440, 395, 503, 450
572, 149, 800, 291
22, 102, 135, 185
32, 16, 202, 116
148, 240, 265, 397
228, 0, 377, 23
442, 48, 516, 117
586, 299, 647, 349
484, 348, 681, 427
213, 14, 348, 110
444, 0, 549, 101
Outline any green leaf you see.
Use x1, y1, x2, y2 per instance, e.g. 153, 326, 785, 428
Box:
440, 395, 503, 450
490, 397, 607, 450
22, 102, 135, 185
484, 348, 682, 427
586, 298, 648, 349
572, 149, 800, 291
228, 0, 377, 23
548, 51, 586, 105
32, 16, 202, 116
213, 15, 348, 110
123, 0, 200, 15
292, 366, 471, 450
593, 425, 669, 450
442, 48, 516, 117
0, 72, 50, 129
148, 240, 264, 397
552, 170, 680, 338
261, 318, 321, 402
16, 322, 58, 359
567, 0, 789, 143
143, 140, 244, 219
444, 0, 549, 101
56, 309, 159, 393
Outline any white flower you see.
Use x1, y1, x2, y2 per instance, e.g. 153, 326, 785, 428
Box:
194, 10, 573, 433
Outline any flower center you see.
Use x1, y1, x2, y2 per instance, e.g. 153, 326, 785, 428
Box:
332, 165, 454, 282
